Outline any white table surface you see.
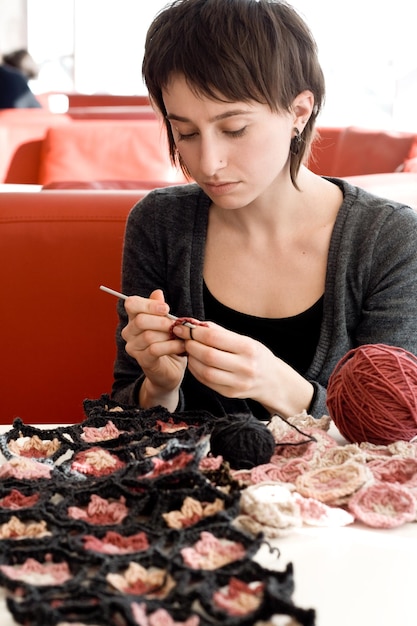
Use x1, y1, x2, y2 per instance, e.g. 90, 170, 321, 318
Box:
0, 423, 416, 626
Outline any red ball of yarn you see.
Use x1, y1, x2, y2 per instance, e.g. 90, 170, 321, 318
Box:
327, 344, 417, 445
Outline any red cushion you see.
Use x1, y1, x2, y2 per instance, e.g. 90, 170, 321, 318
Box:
308, 127, 343, 176
331, 127, 416, 177
42, 179, 183, 190
0, 109, 71, 183
39, 119, 187, 185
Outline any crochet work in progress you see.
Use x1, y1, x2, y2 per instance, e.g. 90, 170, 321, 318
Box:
0, 397, 315, 626
0, 395, 416, 625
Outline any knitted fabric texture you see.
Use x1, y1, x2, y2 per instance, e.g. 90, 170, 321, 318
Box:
0, 395, 317, 626
1, 394, 417, 625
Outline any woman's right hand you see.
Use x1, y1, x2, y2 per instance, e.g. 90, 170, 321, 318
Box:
121, 289, 187, 410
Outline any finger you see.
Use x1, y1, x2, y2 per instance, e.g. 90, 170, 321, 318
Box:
188, 343, 242, 377
172, 320, 211, 343
124, 293, 169, 320
149, 288, 166, 303
173, 321, 241, 353
141, 337, 188, 360
125, 328, 187, 361
188, 352, 250, 397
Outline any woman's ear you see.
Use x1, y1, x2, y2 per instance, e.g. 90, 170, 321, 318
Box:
291, 90, 315, 129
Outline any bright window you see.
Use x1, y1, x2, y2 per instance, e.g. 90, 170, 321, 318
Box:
27, 0, 417, 131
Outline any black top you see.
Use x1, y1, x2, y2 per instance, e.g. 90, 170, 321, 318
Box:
203, 281, 323, 419
203, 281, 323, 374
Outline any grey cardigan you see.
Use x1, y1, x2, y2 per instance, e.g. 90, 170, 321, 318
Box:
111, 178, 417, 419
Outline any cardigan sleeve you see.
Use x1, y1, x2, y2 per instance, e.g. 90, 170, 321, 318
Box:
110, 185, 205, 407
308, 187, 417, 420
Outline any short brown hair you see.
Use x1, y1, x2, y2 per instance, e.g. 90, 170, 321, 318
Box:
143, 0, 325, 185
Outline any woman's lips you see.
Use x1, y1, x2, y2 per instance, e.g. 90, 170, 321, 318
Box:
204, 181, 239, 195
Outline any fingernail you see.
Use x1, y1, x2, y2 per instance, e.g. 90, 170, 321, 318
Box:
156, 304, 168, 314
172, 324, 185, 337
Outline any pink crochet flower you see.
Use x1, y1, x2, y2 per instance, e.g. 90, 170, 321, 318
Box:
181, 531, 246, 570
67, 494, 128, 525
348, 482, 416, 528
0, 556, 71, 586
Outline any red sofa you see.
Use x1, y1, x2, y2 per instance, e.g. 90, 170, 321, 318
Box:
38, 119, 187, 186
0, 110, 187, 186
308, 126, 417, 176
0, 189, 146, 425
0, 109, 71, 184
2, 110, 417, 187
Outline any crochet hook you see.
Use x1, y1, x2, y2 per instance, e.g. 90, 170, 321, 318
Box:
99, 285, 196, 328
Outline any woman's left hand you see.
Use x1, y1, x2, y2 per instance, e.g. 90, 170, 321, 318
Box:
172, 321, 274, 400
172, 321, 314, 417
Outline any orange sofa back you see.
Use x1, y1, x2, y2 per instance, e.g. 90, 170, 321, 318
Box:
0, 189, 147, 425
67, 105, 157, 120
309, 126, 417, 177
0, 112, 187, 186
2, 114, 417, 187
66, 94, 150, 108
0, 109, 71, 183
38, 119, 187, 186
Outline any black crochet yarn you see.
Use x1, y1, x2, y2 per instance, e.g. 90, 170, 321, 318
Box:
209, 413, 276, 470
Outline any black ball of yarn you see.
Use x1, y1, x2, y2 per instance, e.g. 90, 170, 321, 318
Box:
209, 413, 276, 470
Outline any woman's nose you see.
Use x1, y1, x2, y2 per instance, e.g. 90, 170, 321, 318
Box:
199, 138, 226, 176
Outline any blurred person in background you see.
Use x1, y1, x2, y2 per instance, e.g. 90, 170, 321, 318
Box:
0, 48, 41, 108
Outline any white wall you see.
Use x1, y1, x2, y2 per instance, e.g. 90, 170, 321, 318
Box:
0, 0, 27, 55
5, 0, 417, 130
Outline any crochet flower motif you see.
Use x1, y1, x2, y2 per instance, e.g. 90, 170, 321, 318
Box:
71, 447, 126, 477
131, 602, 200, 626
213, 577, 264, 616
81, 421, 125, 442
67, 494, 128, 525
7, 434, 61, 459
0, 516, 51, 540
0, 557, 71, 586
0, 489, 40, 510
0, 457, 52, 480
162, 496, 224, 529
140, 451, 194, 479
234, 482, 354, 538
107, 562, 175, 598
295, 461, 371, 505
348, 482, 416, 528
238, 483, 301, 531
180, 531, 246, 570
82, 530, 149, 555
367, 457, 417, 489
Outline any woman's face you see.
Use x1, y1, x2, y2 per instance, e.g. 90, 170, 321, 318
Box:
162, 74, 298, 210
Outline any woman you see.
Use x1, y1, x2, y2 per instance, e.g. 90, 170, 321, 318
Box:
110, 0, 417, 421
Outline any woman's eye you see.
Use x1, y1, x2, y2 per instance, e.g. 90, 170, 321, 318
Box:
225, 127, 247, 138
175, 126, 247, 141
176, 131, 197, 141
